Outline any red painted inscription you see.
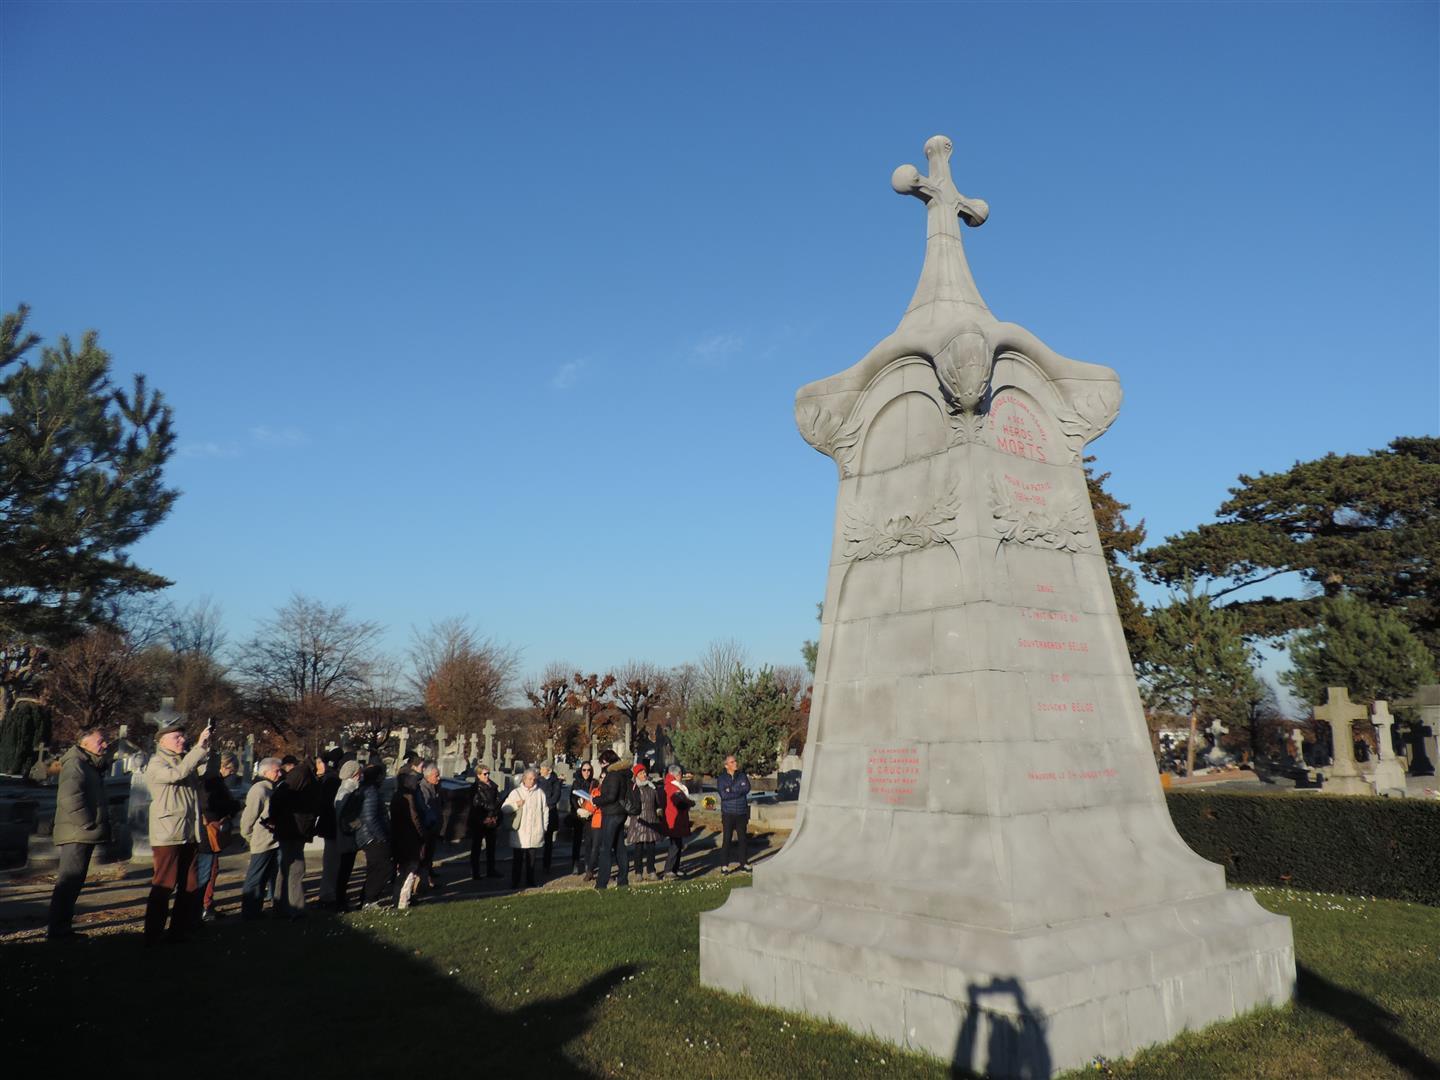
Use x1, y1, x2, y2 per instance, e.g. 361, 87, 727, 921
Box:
990, 395, 1051, 462
867, 747, 920, 805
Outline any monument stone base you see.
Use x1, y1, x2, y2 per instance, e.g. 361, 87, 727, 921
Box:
701, 887, 1294, 1077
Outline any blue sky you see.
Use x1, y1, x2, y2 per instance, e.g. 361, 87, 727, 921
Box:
3, 2, 1436, 689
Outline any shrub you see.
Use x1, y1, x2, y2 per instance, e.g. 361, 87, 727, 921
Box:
1167, 791, 1440, 905
0, 702, 52, 776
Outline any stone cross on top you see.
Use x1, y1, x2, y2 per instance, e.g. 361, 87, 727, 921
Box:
1313, 686, 1369, 794
891, 135, 991, 326
1371, 700, 1396, 762
1207, 718, 1229, 741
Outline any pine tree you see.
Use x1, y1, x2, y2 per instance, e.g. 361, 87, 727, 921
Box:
1085, 457, 1151, 662
669, 666, 789, 776
1, 306, 178, 728
1139, 438, 1440, 650
1139, 578, 1261, 774
1281, 593, 1435, 707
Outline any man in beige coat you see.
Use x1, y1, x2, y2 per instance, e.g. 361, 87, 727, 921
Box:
142, 715, 211, 944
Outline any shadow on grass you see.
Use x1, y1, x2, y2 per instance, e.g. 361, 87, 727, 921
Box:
1297, 963, 1438, 1078
0, 917, 633, 1075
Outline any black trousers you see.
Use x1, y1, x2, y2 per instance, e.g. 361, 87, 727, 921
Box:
470, 825, 498, 877
570, 819, 587, 871
361, 841, 391, 904
632, 840, 659, 876
721, 813, 749, 867
511, 846, 539, 888
335, 850, 358, 910
664, 833, 686, 877
47, 843, 95, 936
594, 816, 628, 889
542, 819, 557, 869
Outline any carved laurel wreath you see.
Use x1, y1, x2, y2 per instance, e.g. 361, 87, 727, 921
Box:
842, 488, 963, 561
988, 474, 1093, 553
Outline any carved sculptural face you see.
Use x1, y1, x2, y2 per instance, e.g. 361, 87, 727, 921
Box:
933, 330, 990, 412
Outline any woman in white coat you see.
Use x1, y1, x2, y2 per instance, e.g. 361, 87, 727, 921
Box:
502, 768, 550, 889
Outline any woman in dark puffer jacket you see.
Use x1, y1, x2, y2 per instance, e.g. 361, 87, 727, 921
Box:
355, 764, 391, 907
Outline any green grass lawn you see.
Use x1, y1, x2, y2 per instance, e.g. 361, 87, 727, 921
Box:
1, 878, 1436, 1078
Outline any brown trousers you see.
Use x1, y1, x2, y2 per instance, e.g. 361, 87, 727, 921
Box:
146, 843, 200, 943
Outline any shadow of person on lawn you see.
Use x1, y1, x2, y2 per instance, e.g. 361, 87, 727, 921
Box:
1297, 963, 1438, 1078
0, 916, 634, 1075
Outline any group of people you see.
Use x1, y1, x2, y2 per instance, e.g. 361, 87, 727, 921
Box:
45, 716, 755, 942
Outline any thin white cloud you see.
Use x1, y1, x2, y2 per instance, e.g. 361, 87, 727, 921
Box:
180, 440, 241, 459
550, 359, 586, 390
249, 424, 308, 447
689, 332, 745, 365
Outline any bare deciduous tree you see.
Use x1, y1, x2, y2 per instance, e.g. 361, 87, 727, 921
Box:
345, 656, 413, 754
696, 638, 748, 703
409, 616, 518, 736
666, 662, 699, 725
566, 671, 616, 758
233, 593, 381, 750
612, 660, 669, 754
522, 661, 574, 755
48, 629, 154, 741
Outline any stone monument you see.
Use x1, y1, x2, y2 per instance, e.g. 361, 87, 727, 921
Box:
1367, 701, 1407, 798
699, 135, 1294, 1077
1313, 687, 1370, 796
1395, 684, 1438, 777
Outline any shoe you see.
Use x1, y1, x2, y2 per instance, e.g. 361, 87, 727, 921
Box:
738, 864, 752, 873
720, 866, 733, 876
201, 909, 216, 923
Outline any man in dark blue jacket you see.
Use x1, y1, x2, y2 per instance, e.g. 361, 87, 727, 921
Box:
536, 761, 563, 871
716, 754, 751, 873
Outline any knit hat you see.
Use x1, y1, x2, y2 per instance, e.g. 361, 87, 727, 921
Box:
339, 760, 361, 781
631, 763, 647, 778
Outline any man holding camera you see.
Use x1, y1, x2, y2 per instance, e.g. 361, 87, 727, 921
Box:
143, 715, 212, 944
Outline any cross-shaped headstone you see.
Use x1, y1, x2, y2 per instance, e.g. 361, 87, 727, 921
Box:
1207, 718, 1229, 743
1290, 728, 1305, 763
1395, 684, 1439, 777
545, 737, 555, 765
436, 724, 447, 758
482, 717, 496, 768
503, 747, 513, 771
1313, 687, 1369, 793
1371, 701, 1396, 762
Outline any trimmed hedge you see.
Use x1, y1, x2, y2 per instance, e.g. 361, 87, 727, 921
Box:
1166, 790, 1440, 906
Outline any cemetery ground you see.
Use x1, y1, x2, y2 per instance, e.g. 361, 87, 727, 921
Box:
0, 822, 1435, 1078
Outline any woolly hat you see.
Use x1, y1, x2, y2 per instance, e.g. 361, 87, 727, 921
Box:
339, 760, 361, 781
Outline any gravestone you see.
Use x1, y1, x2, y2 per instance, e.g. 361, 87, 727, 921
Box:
1313, 687, 1371, 796
1290, 728, 1305, 766
469, 732, 479, 765
545, 737, 556, 766
699, 135, 1294, 1077
1395, 684, 1438, 778
395, 726, 410, 773
1368, 701, 1407, 798
482, 717, 496, 770
1203, 718, 1232, 768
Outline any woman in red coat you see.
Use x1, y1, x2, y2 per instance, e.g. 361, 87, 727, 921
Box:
660, 765, 694, 880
